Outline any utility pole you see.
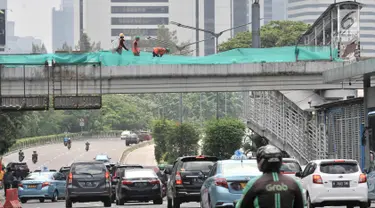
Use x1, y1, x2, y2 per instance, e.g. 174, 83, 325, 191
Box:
179, 93, 183, 124
195, 0, 200, 56
216, 92, 219, 119
252, 0, 261, 48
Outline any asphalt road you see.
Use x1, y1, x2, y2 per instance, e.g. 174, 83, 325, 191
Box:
2, 142, 374, 208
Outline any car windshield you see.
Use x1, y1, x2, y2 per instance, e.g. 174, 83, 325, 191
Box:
24, 173, 52, 180
222, 162, 259, 176
320, 162, 359, 174
280, 161, 302, 173
182, 161, 215, 171
73, 163, 105, 175
125, 170, 156, 179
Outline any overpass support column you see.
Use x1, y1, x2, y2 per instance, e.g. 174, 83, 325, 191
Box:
364, 75, 370, 169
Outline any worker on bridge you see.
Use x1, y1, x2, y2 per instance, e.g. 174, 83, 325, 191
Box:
132, 36, 141, 56
115, 33, 129, 55
153, 47, 170, 57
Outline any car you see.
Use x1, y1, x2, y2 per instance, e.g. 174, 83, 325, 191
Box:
114, 168, 163, 205
143, 165, 168, 197
6, 162, 30, 180
120, 130, 131, 140
165, 155, 218, 208
65, 161, 112, 207
59, 166, 71, 177
200, 159, 262, 208
137, 131, 152, 142
297, 159, 368, 207
110, 164, 144, 201
125, 133, 140, 146
280, 158, 306, 204
18, 171, 66, 203
94, 154, 111, 164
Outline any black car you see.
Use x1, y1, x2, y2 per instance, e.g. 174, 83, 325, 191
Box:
165, 155, 218, 208
110, 164, 143, 201
65, 161, 112, 207
115, 168, 163, 205
59, 166, 71, 177
6, 162, 30, 180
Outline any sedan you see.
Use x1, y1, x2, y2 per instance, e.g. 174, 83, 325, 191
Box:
18, 171, 66, 203
200, 159, 262, 208
115, 168, 163, 205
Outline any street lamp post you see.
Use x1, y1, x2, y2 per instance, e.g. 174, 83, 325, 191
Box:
170, 21, 258, 119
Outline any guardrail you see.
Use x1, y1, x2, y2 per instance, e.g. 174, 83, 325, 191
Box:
120, 140, 154, 163
4, 131, 122, 156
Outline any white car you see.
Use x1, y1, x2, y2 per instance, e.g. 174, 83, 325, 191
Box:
297, 159, 368, 208
120, 130, 131, 140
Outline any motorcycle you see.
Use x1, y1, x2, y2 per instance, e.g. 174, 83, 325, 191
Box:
32, 155, 38, 164
85, 145, 89, 151
18, 155, 25, 162
67, 143, 71, 150
64, 141, 67, 146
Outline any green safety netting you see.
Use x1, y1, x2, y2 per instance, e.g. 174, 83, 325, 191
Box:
0, 46, 339, 66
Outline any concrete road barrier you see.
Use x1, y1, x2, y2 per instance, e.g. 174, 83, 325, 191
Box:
119, 140, 154, 163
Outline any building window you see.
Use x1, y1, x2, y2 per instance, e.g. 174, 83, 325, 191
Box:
111, 29, 158, 36
111, 17, 169, 25
111, 6, 168, 14
111, 0, 168, 2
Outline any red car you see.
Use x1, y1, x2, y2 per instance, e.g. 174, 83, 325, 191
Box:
138, 131, 152, 142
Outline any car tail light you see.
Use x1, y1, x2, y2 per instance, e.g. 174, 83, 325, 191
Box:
312, 175, 323, 184
175, 171, 182, 185
18, 184, 23, 188
334, 160, 345, 163
149, 179, 160, 185
359, 173, 367, 183
122, 180, 133, 185
41, 182, 50, 188
196, 155, 205, 159
105, 171, 110, 182
68, 172, 73, 183
215, 178, 228, 188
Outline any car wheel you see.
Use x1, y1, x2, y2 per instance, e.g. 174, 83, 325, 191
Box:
51, 191, 58, 202
359, 202, 370, 208
65, 197, 73, 208
39, 198, 45, 203
173, 197, 180, 208
126, 142, 129, 146
117, 197, 125, 205
111, 194, 115, 203
167, 198, 173, 208
307, 194, 315, 208
153, 197, 163, 204
103, 196, 111, 207
20, 198, 27, 204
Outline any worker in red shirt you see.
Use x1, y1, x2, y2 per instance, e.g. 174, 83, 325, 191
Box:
132, 36, 141, 56
116, 33, 129, 54
153, 47, 170, 57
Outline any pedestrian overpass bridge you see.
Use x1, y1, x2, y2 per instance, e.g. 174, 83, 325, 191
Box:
0, 45, 369, 165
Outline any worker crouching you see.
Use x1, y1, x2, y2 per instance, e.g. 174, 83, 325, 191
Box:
153, 47, 170, 57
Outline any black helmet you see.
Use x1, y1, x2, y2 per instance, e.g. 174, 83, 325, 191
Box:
256, 145, 283, 172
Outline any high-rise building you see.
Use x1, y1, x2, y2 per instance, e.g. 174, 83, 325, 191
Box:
0, 0, 6, 50
287, 0, 375, 57
52, 0, 74, 51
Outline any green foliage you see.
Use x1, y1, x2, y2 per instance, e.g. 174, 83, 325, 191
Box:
165, 122, 200, 163
219, 20, 310, 52
57, 42, 73, 52
0, 112, 24, 155
32, 43, 47, 53
203, 118, 245, 159
152, 119, 174, 163
76, 33, 102, 52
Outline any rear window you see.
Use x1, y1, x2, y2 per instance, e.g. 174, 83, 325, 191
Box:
72, 163, 105, 175
222, 162, 259, 175
125, 170, 156, 179
320, 162, 359, 174
280, 161, 302, 173
182, 161, 215, 171
24, 173, 52, 180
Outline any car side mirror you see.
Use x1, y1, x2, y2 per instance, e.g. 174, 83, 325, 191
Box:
364, 168, 368, 174
295, 172, 302, 177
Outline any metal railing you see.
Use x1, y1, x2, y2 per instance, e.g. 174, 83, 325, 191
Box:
242, 91, 327, 163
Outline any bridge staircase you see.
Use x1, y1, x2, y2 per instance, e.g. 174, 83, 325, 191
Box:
242, 91, 328, 164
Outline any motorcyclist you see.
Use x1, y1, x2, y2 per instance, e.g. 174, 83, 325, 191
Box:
32, 151, 38, 161
19, 150, 24, 158
67, 138, 72, 145
85, 141, 90, 150
235, 145, 304, 208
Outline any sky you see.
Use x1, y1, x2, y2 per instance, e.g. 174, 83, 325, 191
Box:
7, 0, 60, 52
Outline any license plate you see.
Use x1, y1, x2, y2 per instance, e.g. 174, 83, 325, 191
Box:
27, 185, 37, 189
240, 182, 247, 189
85, 182, 94, 187
193, 178, 203, 183
332, 181, 350, 188
136, 183, 147, 187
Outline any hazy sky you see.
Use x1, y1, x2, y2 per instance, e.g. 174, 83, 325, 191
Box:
7, 0, 60, 52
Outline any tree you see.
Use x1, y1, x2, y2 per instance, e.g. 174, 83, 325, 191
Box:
76, 33, 102, 52
0, 112, 24, 154
203, 118, 245, 159
152, 119, 174, 163
57, 42, 73, 52
32, 43, 47, 53
219, 20, 310, 52
165, 122, 200, 163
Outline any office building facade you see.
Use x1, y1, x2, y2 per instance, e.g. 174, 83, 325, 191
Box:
287, 0, 375, 57
52, 0, 74, 51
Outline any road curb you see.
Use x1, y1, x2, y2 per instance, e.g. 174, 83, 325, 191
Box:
119, 140, 154, 163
